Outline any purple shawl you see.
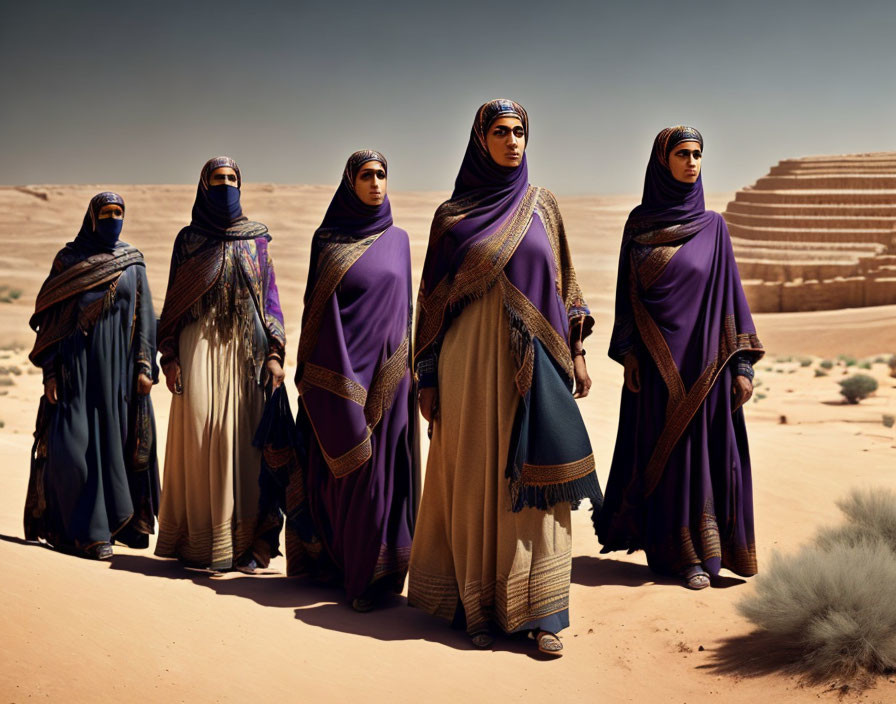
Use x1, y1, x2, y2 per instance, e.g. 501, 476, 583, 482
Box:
296, 150, 410, 477
608, 126, 764, 495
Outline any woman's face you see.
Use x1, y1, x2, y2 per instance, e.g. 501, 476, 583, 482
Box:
209, 166, 239, 187
354, 160, 387, 206
486, 116, 525, 168
97, 203, 123, 220
667, 141, 702, 183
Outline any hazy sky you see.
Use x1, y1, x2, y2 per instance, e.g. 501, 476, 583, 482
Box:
1, 0, 894, 194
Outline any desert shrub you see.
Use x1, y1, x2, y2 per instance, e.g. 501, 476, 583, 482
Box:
838, 354, 857, 367
814, 369, 828, 378
874, 357, 886, 364
799, 358, 812, 367
889, 355, 896, 378
738, 488, 896, 686
838, 374, 878, 404
884, 415, 895, 429
819, 359, 834, 370
0, 286, 22, 304
755, 392, 766, 401
0, 377, 12, 387
858, 361, 871, 370
775, 356, 792, 364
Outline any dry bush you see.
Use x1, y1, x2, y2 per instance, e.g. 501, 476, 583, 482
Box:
738, 488, 896, 687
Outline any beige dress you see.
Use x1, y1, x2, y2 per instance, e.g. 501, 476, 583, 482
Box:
155, 299, 265, 570
408, 285, 572, 635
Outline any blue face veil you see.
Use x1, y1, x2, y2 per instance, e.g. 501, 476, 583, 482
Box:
74, 192, 126, 253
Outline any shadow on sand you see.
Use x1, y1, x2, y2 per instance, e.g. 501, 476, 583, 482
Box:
107, 553, 552, 657
572, 555, 747, 589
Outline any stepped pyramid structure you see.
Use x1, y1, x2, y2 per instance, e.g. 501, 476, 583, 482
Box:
723, 153, 896, 312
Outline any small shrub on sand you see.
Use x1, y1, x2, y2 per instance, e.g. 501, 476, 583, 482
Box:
883, 415, 895, 429
0, 286, 22, 304
819, 359, 834, 370
889, 355, 896, 378
858, 361, 871, 370
0, 377, 12, 387
838, 374, 878, 404
814, 369, 828, 378
738, 488, 896, 688
799, 358, 812, 367
838, 354, 857, 367
754, 392, 767, 401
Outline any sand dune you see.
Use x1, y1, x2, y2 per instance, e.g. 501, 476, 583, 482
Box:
1, 185, 894, 703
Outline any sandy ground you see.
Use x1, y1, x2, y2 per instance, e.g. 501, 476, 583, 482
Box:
0, 185, 894, 703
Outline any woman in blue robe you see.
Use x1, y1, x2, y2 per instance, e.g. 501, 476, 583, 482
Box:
25, 192, 159, 560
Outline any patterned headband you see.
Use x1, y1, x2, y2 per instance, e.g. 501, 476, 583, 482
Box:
344, 150, 388, 191
88, 191, 125, 230
654, 126, 704, 168
200, 156, 242, 189
473, 98, 529, 153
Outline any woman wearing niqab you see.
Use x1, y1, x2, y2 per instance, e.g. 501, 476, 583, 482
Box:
25, 192, 159, 560
408, 100, 601, 654
594, 127, 763, 589
155, 156, 286, 571
290, 150, 419, 611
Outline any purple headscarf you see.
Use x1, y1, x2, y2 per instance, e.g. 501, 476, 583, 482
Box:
624, 126, 714, 242
315, 150, 393, 238
189, 156, 266, 240
420, 99, 530, 294
73, 191, 127, 254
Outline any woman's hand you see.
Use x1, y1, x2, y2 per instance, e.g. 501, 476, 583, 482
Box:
732, 376, 753, 411
266, 359, 285, 389
136, 373, 153, 396
623, 353, 641, 393
418, 387, 438, 423
573, 355, 591, 398
44, 378, 58, 404
163, 360, 182, 395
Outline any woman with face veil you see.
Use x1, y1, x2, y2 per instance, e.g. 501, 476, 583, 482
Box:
291, 150, 419, 611
408, 100, 601, 654
25, 192, 159, 560
594, 127, 763, 590
155, 157, 286, 572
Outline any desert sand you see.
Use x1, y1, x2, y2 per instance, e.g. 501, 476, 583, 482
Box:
0, 185, 894, 703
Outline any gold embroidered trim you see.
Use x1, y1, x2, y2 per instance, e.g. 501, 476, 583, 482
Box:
499, 273, 573, 395
415, 186, 540, 360
364, 334, 410, 428
636, 244, 682, 290
520, 454, 596, 486
305, 410, 373, 478
296, 231, 386, 374
631, 256, 764, 496
302, 362, 367, 406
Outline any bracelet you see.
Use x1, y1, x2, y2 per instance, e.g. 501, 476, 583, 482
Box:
572, 348, 586, 358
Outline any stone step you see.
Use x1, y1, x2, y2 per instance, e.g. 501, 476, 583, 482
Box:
723, 210, 896, 230
742, 276, 896, 312
727, 222, 896, 247
778, 153, 896, 165
730, 236, 886, 253
724, 200, 896, 217
733, 189, 896, 205
754, 175, 896, 190
737, 259, 866, 282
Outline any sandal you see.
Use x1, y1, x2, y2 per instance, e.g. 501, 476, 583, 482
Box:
531, 629, 563, 656
351, 597, 375, 613
470, 631, 494, 649
682, 565, 710, 590
86, 542, 113, 561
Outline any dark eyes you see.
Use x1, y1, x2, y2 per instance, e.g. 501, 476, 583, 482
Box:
492, 127, 525, 137
359, 170, 386, 180
674, 149, 702, 159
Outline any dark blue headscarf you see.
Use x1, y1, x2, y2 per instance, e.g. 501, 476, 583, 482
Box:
315, 150, 393, 238
189, 156, 267, 240
73, 191, 126, 254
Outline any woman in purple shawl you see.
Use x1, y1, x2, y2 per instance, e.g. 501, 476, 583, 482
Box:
292, 150, 419, 611
409, 100, 601, 655
25, 192, 159, 560
155, 157, 287, 571
594, 127, 764, 590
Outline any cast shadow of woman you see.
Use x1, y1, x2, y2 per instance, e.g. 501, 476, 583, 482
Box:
108, 553, 539, 654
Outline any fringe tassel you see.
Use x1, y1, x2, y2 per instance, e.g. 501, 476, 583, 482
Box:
508, 470, 603, 513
